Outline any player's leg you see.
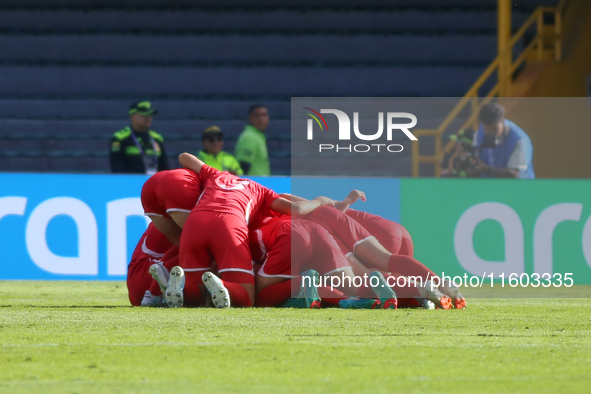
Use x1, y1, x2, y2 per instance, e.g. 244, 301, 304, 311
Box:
148, 246, 179, 297
168, 211, 190, 229
127, 257, 156, 306
148, 215, 182, 247
353, 238, 436, 280
204, 213, 256, 308
305, 206, 375, 255
255, 278, 293, 307
346, 209, 404, 255
305, 223, 392, 309
254, 224, 318, 307
129, 224, 172, 307
360, 250, 450, 308
346, 209, 414, 257
174, 211, 214, 307
395, 222, 414, 257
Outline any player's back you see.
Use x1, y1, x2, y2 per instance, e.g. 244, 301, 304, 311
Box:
193, 165, 278, 224
248, 217, 291, 263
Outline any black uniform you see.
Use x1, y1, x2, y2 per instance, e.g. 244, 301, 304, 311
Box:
109, 126, 169, 174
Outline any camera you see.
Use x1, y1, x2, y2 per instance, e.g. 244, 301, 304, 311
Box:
441, 128, 479, 177
480, 133, 501, 149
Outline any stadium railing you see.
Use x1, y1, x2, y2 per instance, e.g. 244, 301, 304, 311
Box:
411, 0, 568, 177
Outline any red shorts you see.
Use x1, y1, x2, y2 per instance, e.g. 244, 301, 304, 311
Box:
141, 168, 202, 219
127, 223, 173, 306
180, 210, 254, 284
345, 209, 414, 256
304, 206, 374, 255
257, 220, 349, 278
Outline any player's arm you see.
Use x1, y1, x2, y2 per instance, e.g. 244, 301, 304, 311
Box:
178, 152, 205, 174
270, 196, 335, 216
335, 189, 367, 213
278, 193, 308, 202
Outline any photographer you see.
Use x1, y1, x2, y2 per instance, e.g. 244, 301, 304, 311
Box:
470, 103, 535, 179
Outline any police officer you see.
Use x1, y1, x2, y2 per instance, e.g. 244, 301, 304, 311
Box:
196, 125, 243, 175
110, 101, 169, 174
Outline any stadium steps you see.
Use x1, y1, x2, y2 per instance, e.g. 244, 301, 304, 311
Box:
0, 138, 292, 157
0, 99, 291, 120
0, 66, 486, 97
0, 9, 528, 33
0, 0, 560, 10
0, 154, 292, 175
0, 118, 290, 137
0, 35, 502, 64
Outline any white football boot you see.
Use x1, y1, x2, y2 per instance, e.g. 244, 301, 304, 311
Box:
439, 282, 466, 309
149, 263, 170, 294
202, 271, 230, 308
418, 280, 452, 309
165, 266, 185, 308
140, 290, 166, 307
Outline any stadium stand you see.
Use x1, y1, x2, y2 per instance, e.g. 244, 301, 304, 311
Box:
0, 0, 558, 175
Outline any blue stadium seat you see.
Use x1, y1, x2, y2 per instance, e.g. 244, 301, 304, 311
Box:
0, 0, 555, 175
0, 66, 486, 97
0, 119, 291, 139
0, 35, 499, 64
0, 9, 529, 32
0, 99, 291, 120
0, 0, 559, 8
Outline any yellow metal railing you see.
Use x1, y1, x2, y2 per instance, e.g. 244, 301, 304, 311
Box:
411, 0, 567, 177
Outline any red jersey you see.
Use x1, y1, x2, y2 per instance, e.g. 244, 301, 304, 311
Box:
130, 223, 173, 264
249, 217, 290, 263
193, 165, 280, 225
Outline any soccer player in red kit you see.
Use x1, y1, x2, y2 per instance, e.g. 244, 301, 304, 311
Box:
127, 223, 173, 306
282, 191, 456, 309
343, 208, 414, 257
170, 152, 335, 309
140, 167, 203, 245
335, 190, 465, 309
250, 216, 397, 309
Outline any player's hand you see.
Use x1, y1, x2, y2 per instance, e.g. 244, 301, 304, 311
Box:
314, 196, 336, 207
346, 189, 366, 204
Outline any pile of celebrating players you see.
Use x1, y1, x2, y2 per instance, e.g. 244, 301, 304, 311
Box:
127, 153, 466, 310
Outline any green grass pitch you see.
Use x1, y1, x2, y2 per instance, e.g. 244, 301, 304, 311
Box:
1, 281, 590, 394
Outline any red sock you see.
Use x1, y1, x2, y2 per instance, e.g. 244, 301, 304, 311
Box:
220, 280, 253, 307
318, 286, 348, 306
385, 274, 421, 298
183, 271, 205, 307
255, 280, 292, 307
398, 298, 422, 308
387, 255, 437, 281
149, 278, 162, 296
